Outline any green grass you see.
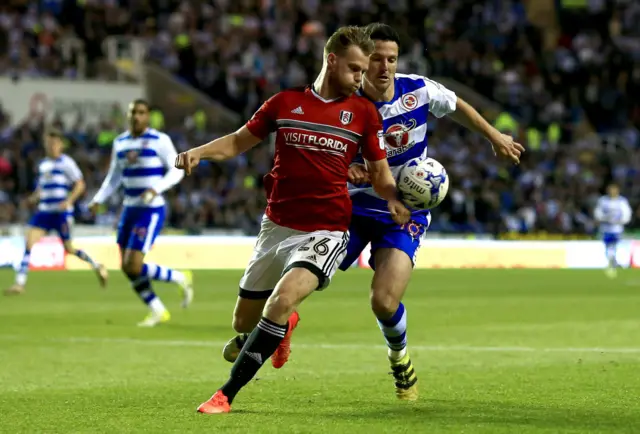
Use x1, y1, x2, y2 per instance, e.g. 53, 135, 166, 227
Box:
1, 269, 640, 433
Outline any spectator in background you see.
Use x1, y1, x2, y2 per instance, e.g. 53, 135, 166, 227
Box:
0, 0, 639, 237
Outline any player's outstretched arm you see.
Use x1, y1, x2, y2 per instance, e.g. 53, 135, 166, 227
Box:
175, 126, 262, 175
89, 144, 123, 212
448, 97, 524, 164
620, 200, 632, 225
367, 158, 411, 225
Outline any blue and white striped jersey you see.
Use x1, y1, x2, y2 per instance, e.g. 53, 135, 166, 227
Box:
92, 128, 184, 208
594, 195, 632, 235
350, 73, 457, 225
36, 154, 83, 213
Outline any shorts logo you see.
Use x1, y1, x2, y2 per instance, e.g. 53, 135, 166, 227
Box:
306, 254, 318, 263
402, 221, 423, 240
401, 93, 418, 110
133, 226, 147, 242
339, 110, 353, 125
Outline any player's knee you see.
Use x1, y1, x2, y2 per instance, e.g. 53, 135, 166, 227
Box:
264, 287, 299, 320
121, 260, 142, 278
370, 288, 400, 318
232, 315, 257, 334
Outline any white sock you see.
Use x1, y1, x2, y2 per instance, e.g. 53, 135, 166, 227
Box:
149, 298, 167, 315
16, 273, 27, 286
389, 347, 407, 362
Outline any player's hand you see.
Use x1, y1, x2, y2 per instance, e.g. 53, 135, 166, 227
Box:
388, 199, 411, 226
58, 199, 72, 210
140, 188, 157, 205
490, 133, 525, 165
88, 202, 100, 215
175, 150, 201, 176
348, 163, 370, 185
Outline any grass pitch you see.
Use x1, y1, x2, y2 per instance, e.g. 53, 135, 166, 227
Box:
1, 269, 639, 433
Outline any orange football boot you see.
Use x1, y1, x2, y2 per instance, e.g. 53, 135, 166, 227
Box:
271, 311, 300, 369
197, 390, 231, 414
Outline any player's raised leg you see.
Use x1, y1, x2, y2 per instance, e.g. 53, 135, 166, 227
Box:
371, 246, 418, 400
59, 214, 109, 287
140, 263, 194, 308
4, 225, 46, 295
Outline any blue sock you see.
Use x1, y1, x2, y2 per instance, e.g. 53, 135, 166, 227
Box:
15, 249, 31, 286
377, 302, 408, 353
74, 249, 98, 269
142, 263, 185, 284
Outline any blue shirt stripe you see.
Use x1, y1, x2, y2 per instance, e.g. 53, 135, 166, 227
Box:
40, 183, 71, 190
123, 167, 165, 177
40, 197, 65, 204
124, 188, 146, 197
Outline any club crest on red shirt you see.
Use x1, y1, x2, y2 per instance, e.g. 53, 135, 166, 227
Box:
339, 110, 353, 125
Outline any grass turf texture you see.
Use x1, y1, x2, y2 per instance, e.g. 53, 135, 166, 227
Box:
1, 269, 639, 434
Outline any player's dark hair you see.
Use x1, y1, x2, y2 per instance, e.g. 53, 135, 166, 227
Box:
324, 26, 374, 57
131, 99, 150, 110
364, 23, 401, 45
44, 126, 64, 139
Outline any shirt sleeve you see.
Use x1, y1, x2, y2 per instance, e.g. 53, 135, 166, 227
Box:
423, 77, 457, 118
63, 156, 83, 182
621, 199, 632, 225
361, 101, 387, 162
245, 92, 280, 139
91, 144, 122, 204
152, 133, 184, 194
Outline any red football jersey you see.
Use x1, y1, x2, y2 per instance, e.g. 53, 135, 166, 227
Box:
245, 86, 386, 232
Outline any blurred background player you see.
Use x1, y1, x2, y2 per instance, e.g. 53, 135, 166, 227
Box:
340, 23, 524, 400
594, 183, 632, 278
88, 100, 194, 327
176, 25, 410, 414
4, 128, 108, 296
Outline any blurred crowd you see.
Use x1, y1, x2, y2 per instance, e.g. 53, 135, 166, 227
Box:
1, 0, 639, 236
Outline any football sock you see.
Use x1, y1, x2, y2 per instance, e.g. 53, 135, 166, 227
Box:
377, 302, 408, 361
74, 249, 99, 269
15, 249, 30, 286
220, 317, 287, 403
131, 276, 166, 314
142, 263, 186, 284
606, 245, 617, 268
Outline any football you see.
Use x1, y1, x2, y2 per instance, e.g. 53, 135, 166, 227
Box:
397, 157, 449, 210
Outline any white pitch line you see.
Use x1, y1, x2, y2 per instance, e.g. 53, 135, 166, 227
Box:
1, 335, 640, 354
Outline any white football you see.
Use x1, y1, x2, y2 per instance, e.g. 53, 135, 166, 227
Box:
397, 157, 449, 210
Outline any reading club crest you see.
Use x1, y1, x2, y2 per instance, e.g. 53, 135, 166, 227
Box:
339, 110, 353, 125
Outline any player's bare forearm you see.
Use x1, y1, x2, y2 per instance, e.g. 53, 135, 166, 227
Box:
448, 98, 501, 142
27, 190, 40, 205
195, 126, 262, 161
366, 159, 399, 203
67, 179, 86, 204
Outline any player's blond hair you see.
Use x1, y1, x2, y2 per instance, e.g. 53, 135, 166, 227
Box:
324, 26, 374, 57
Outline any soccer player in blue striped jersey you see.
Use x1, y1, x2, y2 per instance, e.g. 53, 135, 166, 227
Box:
89, 100, 194, 327
339, 24, 524, 400
594, 183, 632, 279
4, 128, 108, 296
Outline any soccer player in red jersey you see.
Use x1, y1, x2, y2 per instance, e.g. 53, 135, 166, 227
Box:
175, 26, 411, 414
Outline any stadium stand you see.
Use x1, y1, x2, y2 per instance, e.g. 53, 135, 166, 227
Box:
0, 0, 638, 236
